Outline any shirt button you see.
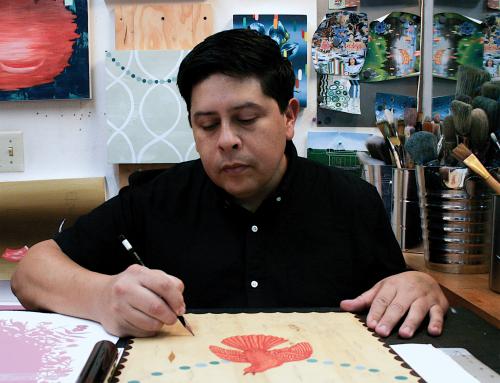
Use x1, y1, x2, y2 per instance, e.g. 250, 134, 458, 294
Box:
251, 280, 259, 288
276, 196, 282, 202
251, 225, 258, 232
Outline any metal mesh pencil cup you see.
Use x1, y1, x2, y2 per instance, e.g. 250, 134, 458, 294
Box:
416, 166, 495, 274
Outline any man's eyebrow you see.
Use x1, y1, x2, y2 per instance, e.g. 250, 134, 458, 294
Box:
192, 102, 264, 118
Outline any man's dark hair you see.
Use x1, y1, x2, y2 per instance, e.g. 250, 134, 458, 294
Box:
177, 29, 295, 117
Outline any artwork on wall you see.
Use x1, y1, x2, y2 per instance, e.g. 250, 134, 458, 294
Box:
312, 11, 369, 78
328, 0, 361, 10
488, 0, 500, 10
233, 14, 308, 107
484, 14, 500, 80
432, 95, 454, 120
318, 77, 361, 114
106, 50, 198, 164
114, 312, 420, 382
362, 12, 421, 82
0, 0, 90, 101
374, 93, 416, 124
432, 13, 483, 80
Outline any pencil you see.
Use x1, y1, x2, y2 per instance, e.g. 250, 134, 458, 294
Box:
118, 234, 195, 336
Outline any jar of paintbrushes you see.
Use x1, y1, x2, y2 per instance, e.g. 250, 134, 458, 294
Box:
416, 65, 500, 274
360, 107, 424, 251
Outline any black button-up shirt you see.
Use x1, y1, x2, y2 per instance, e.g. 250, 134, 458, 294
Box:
55, 141, 405, 309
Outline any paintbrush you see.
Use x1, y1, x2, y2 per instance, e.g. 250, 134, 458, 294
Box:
455, 65, 491, 99
470, 108, 490, 160
452, 144, 500, 194
491, 132, 500, 151
481, 81, 500, 101
472, 96, 498, 133
451, 100, 472, 144
405, 131, 438, 165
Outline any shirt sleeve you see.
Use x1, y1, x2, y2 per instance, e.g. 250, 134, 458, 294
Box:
54, 187, 137, 275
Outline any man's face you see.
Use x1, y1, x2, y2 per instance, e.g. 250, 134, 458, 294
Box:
190, 74, 298, 210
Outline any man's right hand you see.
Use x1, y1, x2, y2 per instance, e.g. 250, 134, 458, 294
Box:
96, 264, 186, 337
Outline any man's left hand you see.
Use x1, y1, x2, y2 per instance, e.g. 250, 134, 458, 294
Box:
340, 271, 449, 338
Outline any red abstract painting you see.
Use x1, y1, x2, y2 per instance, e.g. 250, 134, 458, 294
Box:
209, 334, 313, 375
0, 0, 79, 91
0, 0, 89, 101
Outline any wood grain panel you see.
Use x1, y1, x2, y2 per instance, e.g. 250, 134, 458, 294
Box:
115, 3, 213, 50
114, 2, 211, 177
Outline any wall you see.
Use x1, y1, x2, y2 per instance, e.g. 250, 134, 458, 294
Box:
0, 0, 317, 198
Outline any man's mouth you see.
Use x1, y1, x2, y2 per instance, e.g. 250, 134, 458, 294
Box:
221, 163, 249, 174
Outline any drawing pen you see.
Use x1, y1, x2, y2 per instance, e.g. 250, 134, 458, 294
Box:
118, 234, 195, 336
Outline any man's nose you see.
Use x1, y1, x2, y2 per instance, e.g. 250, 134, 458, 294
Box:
218, 123, 241, 151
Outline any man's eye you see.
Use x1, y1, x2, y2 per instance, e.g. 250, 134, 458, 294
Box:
200, 123, 218, 131
238, 117, 257, 125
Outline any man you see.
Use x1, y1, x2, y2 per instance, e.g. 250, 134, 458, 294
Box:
12, 29, 448, 339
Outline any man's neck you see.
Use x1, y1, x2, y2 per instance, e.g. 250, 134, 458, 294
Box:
236, 154, 288, 213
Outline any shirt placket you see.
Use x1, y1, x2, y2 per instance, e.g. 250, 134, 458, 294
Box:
245, 216, 267, 305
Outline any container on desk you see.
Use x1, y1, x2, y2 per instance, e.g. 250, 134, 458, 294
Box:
416, 166, 495, 274
490, 195, 500, 293
362, 165, 422, 250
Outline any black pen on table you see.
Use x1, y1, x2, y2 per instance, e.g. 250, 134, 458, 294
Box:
118, 234, 194, 336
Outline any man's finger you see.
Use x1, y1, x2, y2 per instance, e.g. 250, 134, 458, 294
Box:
397, 299, 429, 338
340, 283, 380, 313
121, 307, 164, 337
366, 285, 397, 331
139, 270, 186, 316
427, 304, 445, 336
127, 286, 179, 325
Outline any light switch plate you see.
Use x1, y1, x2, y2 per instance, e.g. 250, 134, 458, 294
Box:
0, 131, 24, 172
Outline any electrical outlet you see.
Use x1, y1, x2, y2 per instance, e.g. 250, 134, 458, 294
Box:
0, 131, 24, 172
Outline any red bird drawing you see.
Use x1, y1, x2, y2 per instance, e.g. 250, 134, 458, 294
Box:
209, 334, 313, 375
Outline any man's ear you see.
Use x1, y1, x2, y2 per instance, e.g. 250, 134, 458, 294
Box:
284, 98, 300, 140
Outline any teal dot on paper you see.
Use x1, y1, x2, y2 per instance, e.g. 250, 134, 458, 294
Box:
323, 360, 334, 365
195, 363, 208, 368
369, 368, 380, 373
395, 376, 408, 381
307, 358, 318, 363
355, 365, 366, 370
340, 363, 351, 368
151, 371, 163, 376
209, 361, 220, 365
179, 365, 191, 370
128, 380, 140, 383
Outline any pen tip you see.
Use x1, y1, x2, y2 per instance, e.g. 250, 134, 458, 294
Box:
178, 316, 195, 336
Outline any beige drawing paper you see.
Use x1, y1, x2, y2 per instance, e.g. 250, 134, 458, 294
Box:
115, 312, 419, 382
